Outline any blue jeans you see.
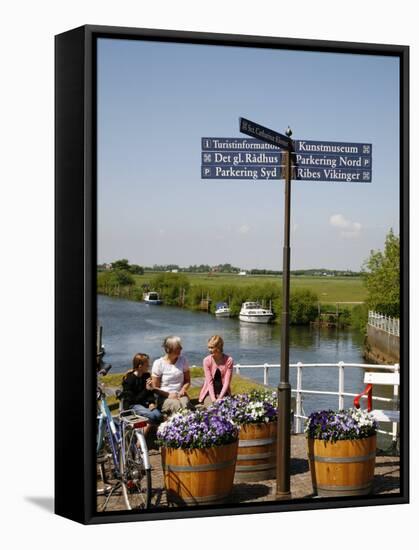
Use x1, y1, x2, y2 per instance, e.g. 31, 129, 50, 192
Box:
132, 404, 163, 424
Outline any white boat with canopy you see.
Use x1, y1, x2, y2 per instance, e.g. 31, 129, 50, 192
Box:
239, 301, 274, 323
215, 302, 231, 317
143, 291, 163, 305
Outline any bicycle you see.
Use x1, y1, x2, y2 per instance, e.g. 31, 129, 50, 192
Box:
96, 364, 152, 511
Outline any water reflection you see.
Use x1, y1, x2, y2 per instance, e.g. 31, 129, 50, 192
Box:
98, 295, 365, 373
239, 322, 277, 346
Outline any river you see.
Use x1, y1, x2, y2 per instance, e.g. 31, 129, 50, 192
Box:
98, 294, 369, 415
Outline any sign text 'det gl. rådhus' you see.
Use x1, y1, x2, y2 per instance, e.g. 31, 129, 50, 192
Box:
201, 137, 372, 182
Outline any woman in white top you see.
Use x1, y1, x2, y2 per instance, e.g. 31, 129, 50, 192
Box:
151, 336, 193, 414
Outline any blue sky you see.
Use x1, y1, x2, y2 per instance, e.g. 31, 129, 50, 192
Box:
97, 38, 399, 271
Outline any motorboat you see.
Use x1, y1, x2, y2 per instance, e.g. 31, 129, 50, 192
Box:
143, 291, 163, 305
215, 302, 231, 318
239, 301, 274, 323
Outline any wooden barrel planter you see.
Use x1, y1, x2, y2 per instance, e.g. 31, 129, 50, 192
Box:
307, 435, 376, 497
234, 422, 277, 482
161, 440, 238, 505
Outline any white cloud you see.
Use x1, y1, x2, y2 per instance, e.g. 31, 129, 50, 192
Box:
238, 224, 250, 235
330, 214, 349, 228
329, 214, 361, 238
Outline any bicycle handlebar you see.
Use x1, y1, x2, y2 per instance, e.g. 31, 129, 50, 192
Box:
97, 363, 112, 377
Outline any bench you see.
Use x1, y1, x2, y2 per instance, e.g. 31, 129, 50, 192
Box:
353, 370, 400, 439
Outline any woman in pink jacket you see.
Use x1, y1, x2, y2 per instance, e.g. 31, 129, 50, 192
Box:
199, 335, 234, 406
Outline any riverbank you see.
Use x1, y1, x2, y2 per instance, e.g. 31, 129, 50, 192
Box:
98, 271, 368, 328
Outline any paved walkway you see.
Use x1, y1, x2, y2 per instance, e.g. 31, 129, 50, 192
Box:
97, 434, 400, 511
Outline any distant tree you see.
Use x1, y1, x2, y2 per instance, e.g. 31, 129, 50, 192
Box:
97, 269, 135, 293
110, 269, 135, 286
362, 229, 400, 317
111, 259, 130, 271
129, 264, 144, 275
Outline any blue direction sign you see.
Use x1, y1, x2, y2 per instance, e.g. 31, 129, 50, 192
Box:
202, 151, 283, 166
201, 165, 281, 180
294, 140, 372, 156
293, 153, 371, 169
292, 166, 371, 183
239, 118, 292, 149
200, 136, 373, 182
202, 137, 280, 151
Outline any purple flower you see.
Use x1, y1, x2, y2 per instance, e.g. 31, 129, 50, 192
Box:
210, 391, 278, 425
305, 408, 377, 442
157, 409, 238, 449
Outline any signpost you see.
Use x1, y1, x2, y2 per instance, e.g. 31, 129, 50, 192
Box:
241, 117, 294, 500
200, 120, 373, 500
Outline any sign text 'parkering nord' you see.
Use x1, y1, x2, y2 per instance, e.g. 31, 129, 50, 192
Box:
201, 137, 372, 182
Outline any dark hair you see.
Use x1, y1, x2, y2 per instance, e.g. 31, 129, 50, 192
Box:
122, 353, 150, 382
132, 353, 150, 370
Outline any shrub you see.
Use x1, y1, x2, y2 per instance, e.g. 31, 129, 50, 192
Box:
350, 303, 369, 332
151, 273, 190, 305
289, 289, 318, 324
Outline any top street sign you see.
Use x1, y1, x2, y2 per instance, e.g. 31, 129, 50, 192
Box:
239, 117, 292, 149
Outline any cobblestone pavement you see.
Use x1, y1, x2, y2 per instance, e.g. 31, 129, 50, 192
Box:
97, 434, 400, 512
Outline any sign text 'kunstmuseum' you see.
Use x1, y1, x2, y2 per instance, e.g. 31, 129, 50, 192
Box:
201, 137, 372, 182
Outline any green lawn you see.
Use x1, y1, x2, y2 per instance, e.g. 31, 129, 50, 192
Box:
133, 272, 366, 303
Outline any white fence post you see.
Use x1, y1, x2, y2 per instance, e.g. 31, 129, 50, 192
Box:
338, 361, 345, 410
296, 362, 303, 433
368, 310, 400, 337
392, 363, 400, 442
263, 363, 268, 386
225, 360, 398, 440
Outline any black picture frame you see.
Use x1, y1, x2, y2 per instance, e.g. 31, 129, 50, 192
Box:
55, 24, 409, 525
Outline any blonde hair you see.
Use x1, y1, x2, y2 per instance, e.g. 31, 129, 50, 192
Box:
208, 335, 224, 352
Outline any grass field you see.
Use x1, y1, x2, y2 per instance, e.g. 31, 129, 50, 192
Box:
133, 272, 366, 303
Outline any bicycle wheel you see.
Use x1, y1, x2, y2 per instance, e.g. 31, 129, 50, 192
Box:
97, 433, 127, 512
120, 428, 152, 510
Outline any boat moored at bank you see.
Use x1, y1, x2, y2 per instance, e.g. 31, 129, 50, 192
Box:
215, 302, 231, 318
239, 301, 274, 323
143, 291, 163, 305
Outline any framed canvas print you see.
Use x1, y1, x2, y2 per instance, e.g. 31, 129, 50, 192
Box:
55, 25, 409, 524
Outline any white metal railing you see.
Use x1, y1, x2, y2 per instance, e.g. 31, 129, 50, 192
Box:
234, 361, 400, 440
368, 310, 400, 336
